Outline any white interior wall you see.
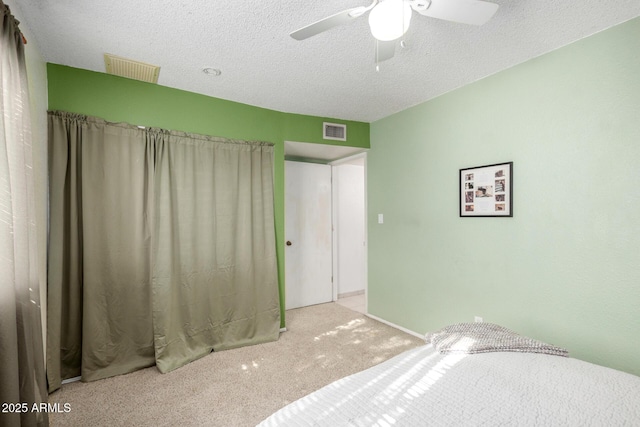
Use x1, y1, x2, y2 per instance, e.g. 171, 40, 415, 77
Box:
335, 163, 366, 296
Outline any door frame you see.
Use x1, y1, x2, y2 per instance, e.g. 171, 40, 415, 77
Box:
329, 152, 368, 313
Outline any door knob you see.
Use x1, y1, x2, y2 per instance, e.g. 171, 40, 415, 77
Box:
286, 241, 292, 246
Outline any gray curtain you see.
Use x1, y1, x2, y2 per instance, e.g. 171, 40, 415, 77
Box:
47, 115, 155, 391
47, 112, 280, 391
0, 3, 48, 426
152, 131, 281, 372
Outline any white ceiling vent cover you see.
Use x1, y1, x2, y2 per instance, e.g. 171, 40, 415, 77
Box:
104, 54, 160, 84
323, 122, 347, 141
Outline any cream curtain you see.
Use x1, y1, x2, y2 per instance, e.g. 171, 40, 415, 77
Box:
47, 112, 280, 391
0, 2, 48, 426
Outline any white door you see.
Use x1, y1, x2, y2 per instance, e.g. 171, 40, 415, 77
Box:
285, 161, 333, 309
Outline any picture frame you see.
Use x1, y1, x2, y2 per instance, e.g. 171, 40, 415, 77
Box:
460, 161, 513, 217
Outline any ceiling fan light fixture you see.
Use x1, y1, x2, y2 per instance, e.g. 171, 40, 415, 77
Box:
368, 0, 412, 41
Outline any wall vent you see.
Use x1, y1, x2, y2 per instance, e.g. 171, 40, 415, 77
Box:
104, 53, 160, 84
323, 122, 347, 141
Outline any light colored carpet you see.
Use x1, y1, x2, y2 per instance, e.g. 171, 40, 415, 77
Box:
49, 302, 424, 427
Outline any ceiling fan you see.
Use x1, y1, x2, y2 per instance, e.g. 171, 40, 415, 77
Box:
290, 0, 499, 65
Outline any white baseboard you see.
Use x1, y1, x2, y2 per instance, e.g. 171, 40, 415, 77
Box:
337, 290, 365, 299
365, 313, 425, 340
61, 376, 81, 385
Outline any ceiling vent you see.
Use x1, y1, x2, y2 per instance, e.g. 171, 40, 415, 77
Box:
323, 122, 347, 141
104, 54, 160, 84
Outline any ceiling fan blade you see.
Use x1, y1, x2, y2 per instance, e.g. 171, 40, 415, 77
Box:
376, 40, 396, 63
290, 7, 367, 40
417, 0, 498, 26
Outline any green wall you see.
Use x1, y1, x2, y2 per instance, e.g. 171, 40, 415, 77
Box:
368, 17, 640, 376
47, 64, 370, 327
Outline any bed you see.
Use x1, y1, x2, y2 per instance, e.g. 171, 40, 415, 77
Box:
258, 323, 640, 426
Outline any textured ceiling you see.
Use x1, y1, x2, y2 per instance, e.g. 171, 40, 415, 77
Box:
11, 0, 640, 123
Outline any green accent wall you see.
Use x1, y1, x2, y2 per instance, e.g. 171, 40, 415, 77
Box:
368, 17, 640, 376
47, 64, 370, 328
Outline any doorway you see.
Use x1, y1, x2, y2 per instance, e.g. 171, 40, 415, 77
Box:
331, 154, 366, 313
284, 153, 367, 312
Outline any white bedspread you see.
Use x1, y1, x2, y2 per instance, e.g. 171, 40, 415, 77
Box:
258, 344, 640, 426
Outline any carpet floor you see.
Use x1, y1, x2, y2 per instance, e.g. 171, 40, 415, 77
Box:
49, 302, 424, 427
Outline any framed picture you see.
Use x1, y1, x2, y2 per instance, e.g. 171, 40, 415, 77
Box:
460, 162, 513, 217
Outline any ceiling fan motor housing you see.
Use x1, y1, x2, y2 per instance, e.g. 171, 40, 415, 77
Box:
369, 0, 413, 41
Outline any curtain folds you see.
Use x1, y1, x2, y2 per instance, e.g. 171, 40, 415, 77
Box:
47, 114, 156, 391
0, 2, 48, 426
47, 111, 280, 391
152, 131, 280, 372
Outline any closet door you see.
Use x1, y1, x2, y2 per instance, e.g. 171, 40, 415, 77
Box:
285, 161, 333, 309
